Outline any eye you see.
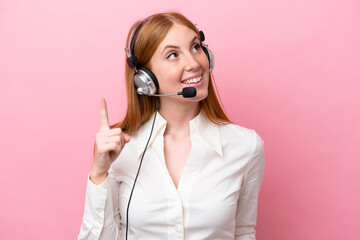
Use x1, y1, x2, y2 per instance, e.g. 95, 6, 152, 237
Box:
192, 43, 201, 53
166, 52, 179, 60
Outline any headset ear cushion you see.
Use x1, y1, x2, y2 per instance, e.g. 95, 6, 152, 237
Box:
202, 46, 214, 72
134, 67, 159, 94
141, 67, 159, 92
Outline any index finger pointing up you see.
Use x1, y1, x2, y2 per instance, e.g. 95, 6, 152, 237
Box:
100, 98, 109, 130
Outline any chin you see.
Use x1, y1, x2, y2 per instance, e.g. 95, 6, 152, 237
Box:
185, 89, 208, 102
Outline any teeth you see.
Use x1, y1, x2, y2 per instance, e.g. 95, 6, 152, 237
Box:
182, 76, 202, 84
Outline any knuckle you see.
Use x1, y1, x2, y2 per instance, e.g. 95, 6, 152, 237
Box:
96, 131, 106, 138
115, 136, 121, 143
95, 135, 103, 143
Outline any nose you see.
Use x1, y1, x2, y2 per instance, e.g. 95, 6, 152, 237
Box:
183, 52, 201, 71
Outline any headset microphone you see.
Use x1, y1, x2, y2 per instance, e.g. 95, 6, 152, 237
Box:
180, 87, 197, 98
136, 87, 196, 98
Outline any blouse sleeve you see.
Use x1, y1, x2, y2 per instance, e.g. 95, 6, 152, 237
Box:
235, 131, 265, 240
78, 169, 121, 240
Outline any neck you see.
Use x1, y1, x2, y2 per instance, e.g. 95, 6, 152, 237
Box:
158, 98, 200, 136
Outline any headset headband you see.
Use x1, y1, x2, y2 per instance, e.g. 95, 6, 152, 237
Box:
128, 17, 206, 67
130, 20, 147, 56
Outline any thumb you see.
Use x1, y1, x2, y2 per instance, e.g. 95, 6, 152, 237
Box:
123, 134, 130, 143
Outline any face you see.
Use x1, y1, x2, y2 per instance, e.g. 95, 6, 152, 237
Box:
149, 24, 210, 103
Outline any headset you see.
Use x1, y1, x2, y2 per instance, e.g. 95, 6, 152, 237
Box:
124, 20, 214, 97
124, 18, 214, 240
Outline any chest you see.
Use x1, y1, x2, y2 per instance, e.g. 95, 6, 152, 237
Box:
163, 134, 191, 188
120, 145, 242, 238
115, 132, 249, 238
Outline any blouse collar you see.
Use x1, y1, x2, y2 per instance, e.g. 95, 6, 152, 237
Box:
135, 109, 223, 157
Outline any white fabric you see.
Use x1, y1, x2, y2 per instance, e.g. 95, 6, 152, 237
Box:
79, 110, 265, 240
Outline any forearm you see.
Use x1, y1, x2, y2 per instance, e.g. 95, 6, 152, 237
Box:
79, 173, 120, 240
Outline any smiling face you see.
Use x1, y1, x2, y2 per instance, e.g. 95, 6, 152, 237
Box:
148, 24, 210, 103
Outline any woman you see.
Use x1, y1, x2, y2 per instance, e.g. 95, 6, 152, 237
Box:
79, 12, 265, 240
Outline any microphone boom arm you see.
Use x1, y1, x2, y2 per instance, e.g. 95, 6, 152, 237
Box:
136, 87, 196, 98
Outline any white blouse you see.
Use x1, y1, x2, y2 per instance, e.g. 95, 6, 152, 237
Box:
79, 110, 265, 240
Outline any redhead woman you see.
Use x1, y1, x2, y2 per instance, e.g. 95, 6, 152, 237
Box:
79, 12, 265, 240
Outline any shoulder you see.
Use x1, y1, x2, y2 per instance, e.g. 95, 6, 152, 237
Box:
218, 123, 264, 160
219, 123, 264, 145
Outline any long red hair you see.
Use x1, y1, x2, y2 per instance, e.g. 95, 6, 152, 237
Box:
111, 12, 231, 133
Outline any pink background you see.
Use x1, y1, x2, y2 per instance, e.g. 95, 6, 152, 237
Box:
1, 0, 359, 239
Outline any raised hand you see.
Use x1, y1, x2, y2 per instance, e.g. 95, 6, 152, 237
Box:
90, 98, 130, 184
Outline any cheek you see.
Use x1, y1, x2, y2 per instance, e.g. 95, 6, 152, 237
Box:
150, 63, 172, 85
154, 68, 183, 92
199, 53, 210, 72
158, 68, 181, 83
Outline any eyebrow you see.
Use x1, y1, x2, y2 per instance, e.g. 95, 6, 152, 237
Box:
161, 36, 198, 54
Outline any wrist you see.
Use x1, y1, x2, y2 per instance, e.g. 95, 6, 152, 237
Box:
90, 168, 108, 185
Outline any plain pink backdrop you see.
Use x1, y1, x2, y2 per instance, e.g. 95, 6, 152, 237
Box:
1, 0, 359, 239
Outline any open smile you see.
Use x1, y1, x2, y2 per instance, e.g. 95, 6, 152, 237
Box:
181, 76, 202, 84
181, 73, 203, 86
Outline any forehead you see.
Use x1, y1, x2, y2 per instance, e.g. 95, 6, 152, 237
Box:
157, 24, 198, 49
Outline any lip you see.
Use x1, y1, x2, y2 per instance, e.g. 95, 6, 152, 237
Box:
182, 77, 203, 88
181, 73, 202, 82
181, 73, 204, 87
